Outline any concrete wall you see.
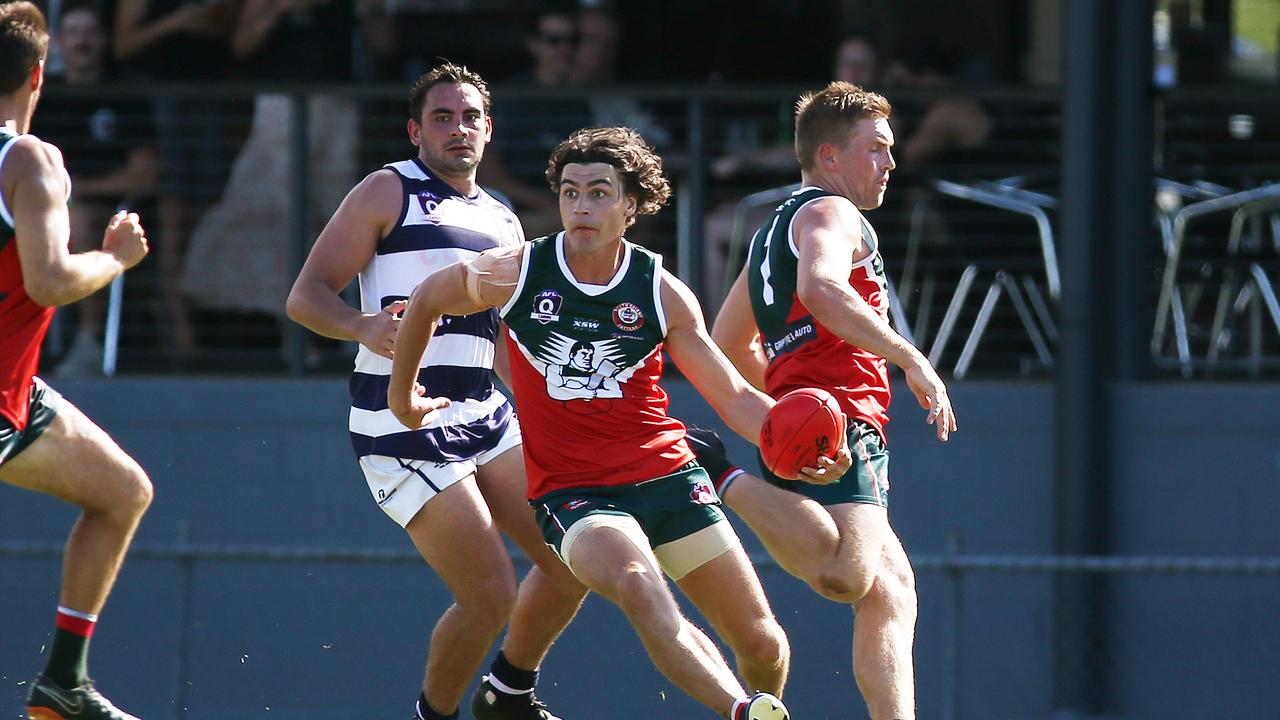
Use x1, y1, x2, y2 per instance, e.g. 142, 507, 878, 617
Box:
1, 378, 1276, 719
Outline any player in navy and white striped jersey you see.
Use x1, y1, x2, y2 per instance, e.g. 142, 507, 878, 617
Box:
287, 63, 586, 720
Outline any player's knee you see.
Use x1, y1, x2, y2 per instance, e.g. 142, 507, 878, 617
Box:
100, 462, 152, 523
813, 559, 876, 605
736, 618, 790, 670
884, 562, 918, 623
613, 563, 674, 623
855, 563, 917, 625
463, 574, 518, 628
125, 470, 154, 517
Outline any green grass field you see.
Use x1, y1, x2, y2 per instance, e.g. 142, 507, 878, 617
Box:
1235, 0, 1280, 52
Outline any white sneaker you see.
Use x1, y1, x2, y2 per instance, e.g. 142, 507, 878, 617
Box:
54, 334, 104, 377
735, 692, 789, 720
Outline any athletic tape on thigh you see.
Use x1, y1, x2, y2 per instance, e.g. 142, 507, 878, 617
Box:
653, 519, 738, 580
560, 513, 659, 577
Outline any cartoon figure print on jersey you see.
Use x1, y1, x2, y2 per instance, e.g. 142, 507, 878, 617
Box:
536, 334, 627, 402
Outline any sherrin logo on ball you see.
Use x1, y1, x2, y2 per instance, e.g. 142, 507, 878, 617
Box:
760, 387, 846, 481
612, 302, 644, 331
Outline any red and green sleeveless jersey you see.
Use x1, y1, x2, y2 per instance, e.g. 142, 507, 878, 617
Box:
500, 233, 693, 499
746, 185, 892, 439
0, 131, 57, 430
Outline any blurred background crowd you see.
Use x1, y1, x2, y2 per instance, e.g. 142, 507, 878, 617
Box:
30, 0, 1280, 378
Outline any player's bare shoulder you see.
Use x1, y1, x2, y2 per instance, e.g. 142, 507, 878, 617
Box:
793, 193, 865, 250
327, 167, 404, 237
658, 266, 703, 329
352, 167, 404, 209
795, 192, 862, 230
465, 244, 523, 308
1, 136, 67, 203
3, 136, 64, 179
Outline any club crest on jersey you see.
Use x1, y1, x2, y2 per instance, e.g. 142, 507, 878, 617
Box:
690, 478, 718, 505
531, 290, 563, 324
612, 302, 644, 331
416, 191, 444, 224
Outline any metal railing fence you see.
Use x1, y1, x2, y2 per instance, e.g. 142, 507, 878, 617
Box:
35, 83, 1280, 379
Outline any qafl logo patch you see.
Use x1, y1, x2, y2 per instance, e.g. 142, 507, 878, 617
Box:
416, 191, 445, 225
531, 290, 563, 324
612, 302, 644, 332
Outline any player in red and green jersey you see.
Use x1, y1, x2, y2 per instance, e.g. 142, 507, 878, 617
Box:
0, 3, 153, 718
708, 82, 957, 720
389, 127, 852, 720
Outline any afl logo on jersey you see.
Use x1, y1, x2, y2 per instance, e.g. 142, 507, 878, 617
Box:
531, 290, 563, 324
612, 302, 644, 331
416, 192, 444, 224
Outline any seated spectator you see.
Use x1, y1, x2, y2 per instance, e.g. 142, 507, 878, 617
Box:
702, 32, 882, 306
178, 0, 360, 362
574, 3, 671, 149
881, 45, 993, 179
478, 1, 593, 237
879, 45, 994, 250
38, 0, 158, 375
114, 0, 233, 362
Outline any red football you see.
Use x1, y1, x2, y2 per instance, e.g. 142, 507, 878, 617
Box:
760, 388, 846, 480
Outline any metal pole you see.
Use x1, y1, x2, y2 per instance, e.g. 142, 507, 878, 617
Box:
683, 98, 707, 304
1055, 0, 1113, 713
285, 93, 310, 376
940, 532, 962, 720
1112, 0, 1155, 381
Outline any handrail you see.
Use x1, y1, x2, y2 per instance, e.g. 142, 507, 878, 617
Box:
4, 540, 1279, 574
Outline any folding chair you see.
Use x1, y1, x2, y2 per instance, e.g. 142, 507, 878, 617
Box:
1151, 183, 1280, 376
922, 179, 1061, 378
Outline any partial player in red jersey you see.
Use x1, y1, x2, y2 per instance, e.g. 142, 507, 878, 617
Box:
389, 127, 852, 720
0, 3, 152, 719
707, 81, 957, 720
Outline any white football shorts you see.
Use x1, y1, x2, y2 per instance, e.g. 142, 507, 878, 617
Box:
358, 415, 522, 527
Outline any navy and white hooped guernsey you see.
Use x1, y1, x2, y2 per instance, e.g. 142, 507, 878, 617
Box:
348, 158, 524, 462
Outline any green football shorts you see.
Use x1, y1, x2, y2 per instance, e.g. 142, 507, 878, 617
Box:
0, 377, 62, 467
533, 462, 734, 580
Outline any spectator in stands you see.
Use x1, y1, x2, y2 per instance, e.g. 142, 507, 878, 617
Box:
879, 44, 994, 250
702, 33, 882, 306
38, 0, 158, 375
881, 45, 993, 180
114, 0, 232, 363
709, 34, 881, 183
177, 0, 359, 361
573, 2, 671, 149
478, 1, 593, 237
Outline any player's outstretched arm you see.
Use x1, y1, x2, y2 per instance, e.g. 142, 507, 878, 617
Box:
388, 246, 522, 429
8, 137, 147, 307
710, 268, 769, 391
287, 170, 405, 357
666, 271, 850, 482
661, 269, 775, 442
795, 197, 957, 441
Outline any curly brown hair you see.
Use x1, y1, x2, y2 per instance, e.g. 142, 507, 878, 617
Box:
545, 127, 671, 226
794, 81, 892, 172
408, 61, 491, 121
0, 1, 47, 95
